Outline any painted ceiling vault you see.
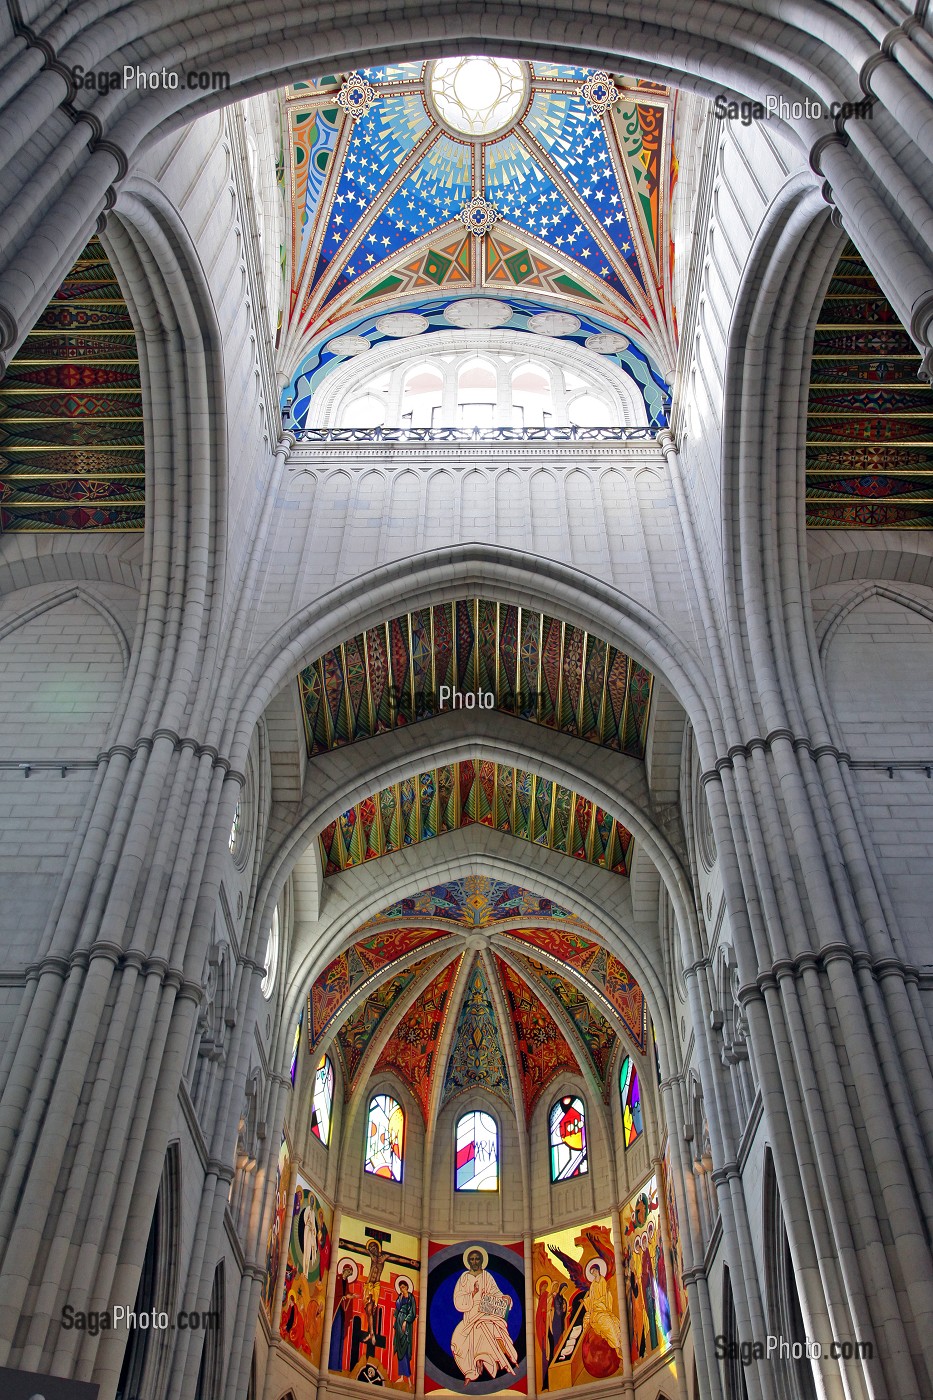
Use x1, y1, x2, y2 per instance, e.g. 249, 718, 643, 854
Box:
317, 758, 634, 877
304, 877, 648, 1124
299, 598, 654, 759
806, 241, 933, 527
279, 61, 678, 411
0, 237, 144, 532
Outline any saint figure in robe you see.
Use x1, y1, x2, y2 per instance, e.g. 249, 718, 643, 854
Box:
451, 1248, 518, 1382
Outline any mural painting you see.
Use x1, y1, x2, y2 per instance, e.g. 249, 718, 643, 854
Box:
426, 1240, 526, 1394
620, 1176, 672, 1366
279, 1177, 333, 1365
662, 1146, 687, 1322
531, 1220, 623, 1391
328, 1217, 421, 1389
261, 1133, 290, 1321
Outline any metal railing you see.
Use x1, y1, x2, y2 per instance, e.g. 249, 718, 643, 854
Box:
289, 424, 661, 444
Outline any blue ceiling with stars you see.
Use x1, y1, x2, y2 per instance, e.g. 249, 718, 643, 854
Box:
279, 60, 678, 399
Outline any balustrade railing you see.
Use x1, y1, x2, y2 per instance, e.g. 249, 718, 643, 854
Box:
289, 424, 661, 444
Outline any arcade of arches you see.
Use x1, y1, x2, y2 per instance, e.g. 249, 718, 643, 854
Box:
0, 12, 932, 1400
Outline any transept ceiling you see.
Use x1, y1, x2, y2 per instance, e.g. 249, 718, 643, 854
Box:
0, 238, 144, 532
299, 598, 654, 758
806, 241, 933, 528
304, 877, 648, 1123
317, 758, 635, 877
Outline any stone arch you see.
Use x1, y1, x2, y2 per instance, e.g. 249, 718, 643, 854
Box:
0, 584, 129, 757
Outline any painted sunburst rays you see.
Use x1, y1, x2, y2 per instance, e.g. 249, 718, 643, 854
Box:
303, 907, 646, 1122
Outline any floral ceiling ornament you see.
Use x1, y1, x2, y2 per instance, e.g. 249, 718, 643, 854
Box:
459, 196, 500, 237
336, 71, 377, 120
579, 70, 619, 117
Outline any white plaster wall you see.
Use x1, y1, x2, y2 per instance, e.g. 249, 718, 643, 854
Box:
0, 584, 133, 982
245, 453, 699, 661
676, 119, 805, 608
819, 585, 933, 970
135, 109, 278, 606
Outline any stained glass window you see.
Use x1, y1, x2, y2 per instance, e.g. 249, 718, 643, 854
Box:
310, 1053, 334, 1145
455, 1110, 499, 1191
549, 1095, 588, 1181
290, 1011, 303, 1087
620, 1056, 643, 1148
364, 1093, 404, 1180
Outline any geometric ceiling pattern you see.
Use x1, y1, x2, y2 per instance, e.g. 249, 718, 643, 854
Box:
0, 237, 145, 532
299, 598, 654, 759
279, 61, 677, 392
307, 926, 448, 1050
358, 874, 589, 929
303, 881, 647, 1124
806, 240, 933, 528
373, 956, 462, 1119
317, 758, 635, 876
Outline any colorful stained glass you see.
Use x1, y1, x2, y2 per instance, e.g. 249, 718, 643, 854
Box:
310, 1053, 335, 1145
364, 1093, 405, 1180
454, 1110, 499, 1191
620, 1056, 643, 1148
549, 1095, 588, 1182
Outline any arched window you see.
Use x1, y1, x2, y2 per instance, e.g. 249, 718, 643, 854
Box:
454, 1110, 499, 1191
341, 393, 386, 429
620, 1056, 643, 1148
364, 1093, 404, 1181
228, 799, 241, 854
401, 362, 444, 428
457, 356, 498, 430
310, 1053, 334, 1145
511, 362, 553, 427
290, 1011, 303, 1087
260, 907, 279, 1000
549, 1095, 588, 1181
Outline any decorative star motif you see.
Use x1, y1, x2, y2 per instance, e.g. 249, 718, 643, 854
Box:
336, 72, 377, 120
579, 70, 619, 117
459, 196, 500, 237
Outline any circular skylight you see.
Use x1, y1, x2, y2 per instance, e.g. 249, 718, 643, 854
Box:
428, 57, 528, 138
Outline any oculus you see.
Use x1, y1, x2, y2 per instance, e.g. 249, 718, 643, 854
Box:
428, 57, 528, 138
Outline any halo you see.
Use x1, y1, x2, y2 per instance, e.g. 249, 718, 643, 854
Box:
462, 1245, 489, 1270
337, 1256, 359, 1283
395, 1274, 415, 1294
586, 1258, 607, 1279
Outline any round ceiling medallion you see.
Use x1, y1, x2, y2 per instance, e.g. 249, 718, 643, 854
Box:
427, 57, 528, 139
585, 332, 630, 354
443, 298, 513, 329
374, 313, 430, 337
326, 334, 371, 356
527, 311, 582, 337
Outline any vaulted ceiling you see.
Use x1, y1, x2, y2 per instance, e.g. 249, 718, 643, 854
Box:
299, 598, 654, 758
278, 61, 678, 402
317, 758, 635, 876
304, 877, 648, 1123
0, 237, 144, 532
